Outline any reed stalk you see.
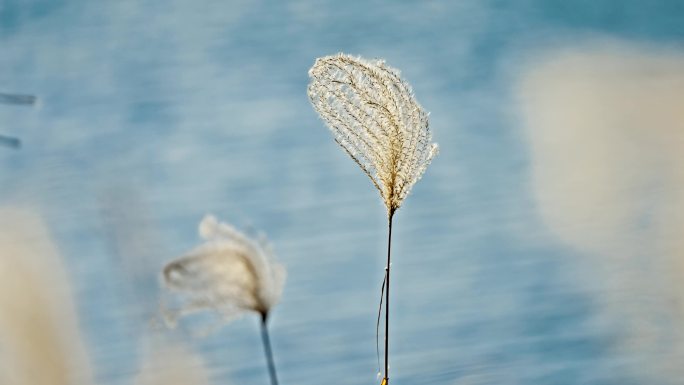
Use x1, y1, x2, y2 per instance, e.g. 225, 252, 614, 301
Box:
308, 53, 438, 384
260, 313, 279, 385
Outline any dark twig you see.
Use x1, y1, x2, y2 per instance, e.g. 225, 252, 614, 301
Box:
0, 93, 37, 106
0, 135, 20, 149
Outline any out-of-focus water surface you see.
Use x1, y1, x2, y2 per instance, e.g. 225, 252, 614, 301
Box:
2, 1, 684, 384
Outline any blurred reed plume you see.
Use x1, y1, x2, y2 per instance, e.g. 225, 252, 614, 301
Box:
0, 207, 92, 385
161, 214, 285, 385
308, 53, 438, 384
519, 45, 684, 381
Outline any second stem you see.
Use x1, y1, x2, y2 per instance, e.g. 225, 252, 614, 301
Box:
260, 313, 279, 385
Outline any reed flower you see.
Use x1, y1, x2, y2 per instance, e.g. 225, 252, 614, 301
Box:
162, 214, 285, 385
307, 53, 438, 215
308, 53, 438, 384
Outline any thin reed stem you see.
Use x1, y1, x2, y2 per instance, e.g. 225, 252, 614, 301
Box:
383, 211, 394, 384
376, 271, 386, 377
260, 313, 279, 385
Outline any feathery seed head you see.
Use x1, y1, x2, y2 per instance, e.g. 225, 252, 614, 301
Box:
162, 215, 285, 327
307, 53, 438, 215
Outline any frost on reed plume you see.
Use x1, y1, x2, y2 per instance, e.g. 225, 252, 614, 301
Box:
161, 214, 285, 385
308, 53, 438, 384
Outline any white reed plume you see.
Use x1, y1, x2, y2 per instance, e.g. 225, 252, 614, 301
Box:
308, 53, 438, 215
308, 53, 438, 385
162, 214, 285, 385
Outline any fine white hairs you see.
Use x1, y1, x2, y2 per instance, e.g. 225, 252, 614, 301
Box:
161, 215, 285, 385
308, 53, 438, 215
162, 214, 286, 325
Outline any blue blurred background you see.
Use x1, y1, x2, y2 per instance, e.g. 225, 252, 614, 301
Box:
2, 1, 684, 384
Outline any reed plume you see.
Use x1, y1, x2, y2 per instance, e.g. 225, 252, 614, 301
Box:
308, 53, 437, 384
161, 215, 285, 385
0, 207, 93, 385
